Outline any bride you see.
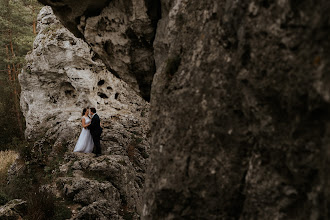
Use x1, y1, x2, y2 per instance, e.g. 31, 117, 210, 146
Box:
73, 108, 94, 153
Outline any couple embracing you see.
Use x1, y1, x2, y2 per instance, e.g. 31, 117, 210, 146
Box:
73, 107, 103, 156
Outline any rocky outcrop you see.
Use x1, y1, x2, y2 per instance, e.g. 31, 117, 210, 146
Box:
0, 199, 27, 220
19, 6, 149, 163
19, 7, 150, 219
144, 1, 330, 219
55, 153, 142, 219
38, 0, 161, 101
33, 0, 330, 219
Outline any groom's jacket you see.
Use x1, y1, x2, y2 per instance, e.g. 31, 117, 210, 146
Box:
88, 114, 103, 136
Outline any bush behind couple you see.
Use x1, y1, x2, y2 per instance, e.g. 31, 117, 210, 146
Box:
73, 107, 103, 157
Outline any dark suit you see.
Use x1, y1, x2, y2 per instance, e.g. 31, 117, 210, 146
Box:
88, 114, 103, 155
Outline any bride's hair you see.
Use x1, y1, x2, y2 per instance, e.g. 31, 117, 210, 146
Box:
82, 108, 87, 116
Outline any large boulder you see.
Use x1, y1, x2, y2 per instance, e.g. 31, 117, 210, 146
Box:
19, 7, 149, 166
38, 0, 161, 100
143, 0, 330, 219
19, 7, 150, 219
53, 153, 142, 219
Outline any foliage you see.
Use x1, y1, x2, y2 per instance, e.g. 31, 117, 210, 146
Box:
24, 189, 57, 220
0, 150, 18, 190
2, 139, 33, 161
0, 0, 42, 148
0, 81, 24, 147
0, 0, 41, 68
0, 150, 17, 176
0, 137, 72, 219
0, 156, 72, 220
0, 191, 9, 205
25, 189, 71, 220
53, 202, 72, 220
0, 13, 70, 206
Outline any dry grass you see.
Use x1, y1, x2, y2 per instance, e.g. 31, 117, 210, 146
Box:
0, 150, 18, 180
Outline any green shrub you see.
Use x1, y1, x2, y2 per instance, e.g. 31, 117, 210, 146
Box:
0, 191, 9, 206
53, 203, 72, 220
25, 189, 56, 220
25, 189, 71, 220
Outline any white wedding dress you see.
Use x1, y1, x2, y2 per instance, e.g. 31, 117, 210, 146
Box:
73, 116, 94, 153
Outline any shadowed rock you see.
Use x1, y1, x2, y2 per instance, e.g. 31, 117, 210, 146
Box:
143, 0, 330, 219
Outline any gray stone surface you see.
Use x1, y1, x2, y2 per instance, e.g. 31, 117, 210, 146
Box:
38, 0, 161, 100
73, 200, 123, 220
143, 0, 330, 219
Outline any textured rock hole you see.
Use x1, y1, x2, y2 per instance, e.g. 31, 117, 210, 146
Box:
261, 70, 267, 77
65, 90, 74, 96
104, 41, 113, 55
126, 28, 138, 40
98, 80, 105, 86
241, 45, 251, 66
98, 18, 108, 32
107, 86, 112, 90
115, 93, 119, 100
261, 0, 270, 8
91, 53, 101, 61
278, 43, 286, 49
69, 39, 76, 46
165, 56, 181, 78
98, 92, 108, 99
61, 82, 76, 98
49, 96, 57, 104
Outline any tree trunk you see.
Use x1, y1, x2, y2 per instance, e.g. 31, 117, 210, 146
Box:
32, 6, 37, 35
5, 45, 12, 81
7, 37, 24, 138
33, 18, 37, 35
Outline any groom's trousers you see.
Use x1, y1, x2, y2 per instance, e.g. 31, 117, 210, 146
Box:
92, 134, 101, 155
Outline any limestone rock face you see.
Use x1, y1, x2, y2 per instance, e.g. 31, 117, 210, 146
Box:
19, 6, 149, 161
19, 7, 150, 219
143, 0, 330, 219
38, 0, 161, 100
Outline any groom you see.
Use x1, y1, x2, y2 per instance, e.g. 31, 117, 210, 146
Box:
88, 107, 103, 156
